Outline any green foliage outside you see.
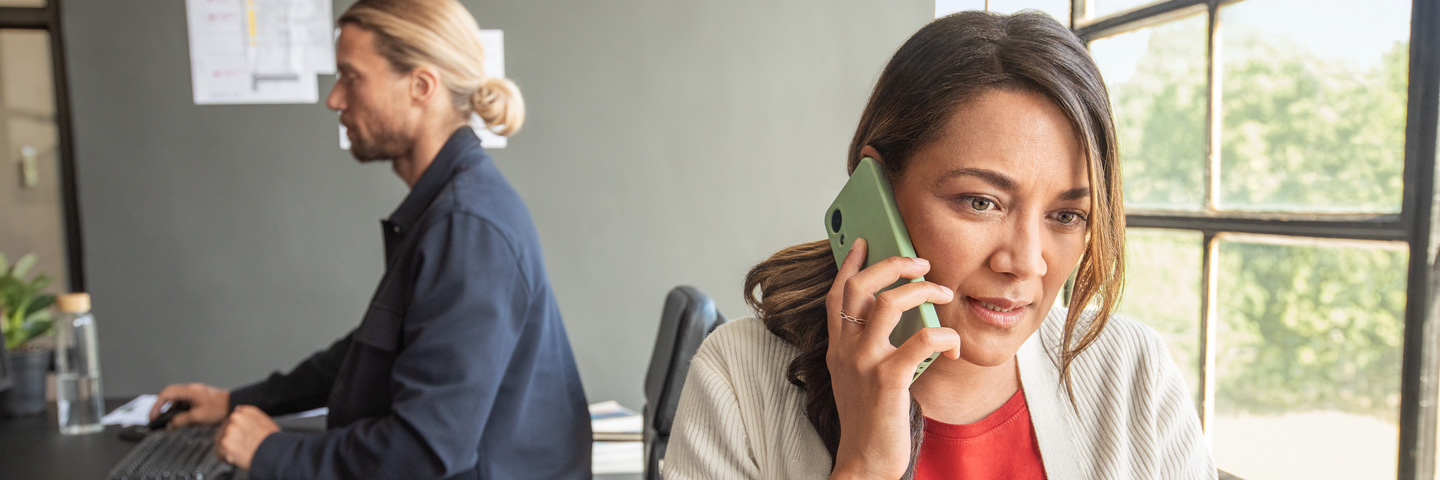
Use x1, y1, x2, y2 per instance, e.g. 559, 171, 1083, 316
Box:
1216, 241, 1405, 417
1105, 20, 1410, 420
1117, 229, 1202, 403
1218, 32, 1407, 212
1106, 16, 1207, 209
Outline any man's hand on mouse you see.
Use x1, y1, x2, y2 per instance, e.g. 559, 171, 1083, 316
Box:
214, 406, 280, 470
151, 383, 231, 428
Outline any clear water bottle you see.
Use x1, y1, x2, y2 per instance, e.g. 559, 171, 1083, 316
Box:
54, 292, 104, 435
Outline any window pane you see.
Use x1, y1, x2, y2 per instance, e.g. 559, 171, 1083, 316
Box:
0, 29, 68, 290
935, 0, 985, 18
987, 0, 1070, 24
1213, 236, 1406, 479
1115, 228, 1202, 399
1090, 0, 1160, 19
1218, 0, 1410, 213
1090, 14, 1207, 211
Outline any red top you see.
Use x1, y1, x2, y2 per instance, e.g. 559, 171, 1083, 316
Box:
914, 387, 1047, 480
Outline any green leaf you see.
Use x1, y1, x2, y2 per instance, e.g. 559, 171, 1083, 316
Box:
18, 313, 52, 346
26, 274, 50, 293
24, 294, 54, 317
11, 253, 35, 279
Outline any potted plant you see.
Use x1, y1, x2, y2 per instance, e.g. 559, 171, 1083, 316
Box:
0, 252, 56, 417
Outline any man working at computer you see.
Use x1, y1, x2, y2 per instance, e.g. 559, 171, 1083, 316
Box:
148, 1, 592, 478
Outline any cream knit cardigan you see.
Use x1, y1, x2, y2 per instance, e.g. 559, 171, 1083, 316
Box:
663, 307, 1217, 479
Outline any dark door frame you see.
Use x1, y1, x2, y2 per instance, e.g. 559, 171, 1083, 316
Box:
0, 2, 83, 292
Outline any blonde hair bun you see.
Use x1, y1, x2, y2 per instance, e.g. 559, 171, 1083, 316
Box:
473, 76, 525, 136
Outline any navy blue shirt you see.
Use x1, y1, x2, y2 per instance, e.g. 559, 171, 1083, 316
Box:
230, 127, 592, 480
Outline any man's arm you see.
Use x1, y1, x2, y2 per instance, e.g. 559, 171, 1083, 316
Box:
152, 322, 351, 426
228, 333, 352, 416
245, 213, 530, 480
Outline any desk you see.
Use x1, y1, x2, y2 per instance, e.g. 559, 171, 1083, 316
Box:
0, 398, 133, 479
0, 397, 642, 479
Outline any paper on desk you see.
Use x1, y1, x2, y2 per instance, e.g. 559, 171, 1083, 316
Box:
276, 407, 328, 420
102, 394, 328, 427
102, 394, 158, 426
593, 441, 643, 474
588, 400, 642, 433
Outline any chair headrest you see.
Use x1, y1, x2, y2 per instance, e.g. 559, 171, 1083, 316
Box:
643, 286, 726, 435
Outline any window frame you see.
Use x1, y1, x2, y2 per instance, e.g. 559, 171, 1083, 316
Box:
1069, 0, 1440, 478
0, 2, 83, 292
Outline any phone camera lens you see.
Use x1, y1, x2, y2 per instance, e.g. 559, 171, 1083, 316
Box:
831, 209, 843, 232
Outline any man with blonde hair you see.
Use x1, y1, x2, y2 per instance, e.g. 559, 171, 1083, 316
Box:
149, 1, 591, 478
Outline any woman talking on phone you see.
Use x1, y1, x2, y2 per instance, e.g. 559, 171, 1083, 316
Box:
663, 10, 1215, 480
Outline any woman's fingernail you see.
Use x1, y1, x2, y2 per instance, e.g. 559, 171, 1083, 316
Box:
940, 286, 953, 297
914, 257, 929, 267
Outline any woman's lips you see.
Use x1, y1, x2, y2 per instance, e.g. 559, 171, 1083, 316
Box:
967, 296, 1026, 328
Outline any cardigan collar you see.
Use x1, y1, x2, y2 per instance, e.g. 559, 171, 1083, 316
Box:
1018, 306, 1085, 480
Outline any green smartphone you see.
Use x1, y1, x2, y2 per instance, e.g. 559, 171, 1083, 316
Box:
824, 157, 943, 379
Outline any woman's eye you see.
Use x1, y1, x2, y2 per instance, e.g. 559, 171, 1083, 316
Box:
1056, 212, 1086, 225
967, 197, 994, 211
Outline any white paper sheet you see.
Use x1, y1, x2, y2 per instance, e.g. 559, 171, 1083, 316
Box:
187, 0, 333, 104
592, 441, 643, 474
101, 394, 158, 427
588, 400, 642, 433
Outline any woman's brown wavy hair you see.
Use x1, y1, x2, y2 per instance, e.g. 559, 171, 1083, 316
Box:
743, 10, 1124, 478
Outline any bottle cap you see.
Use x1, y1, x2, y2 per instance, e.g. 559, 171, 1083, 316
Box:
55, 293, 91, 314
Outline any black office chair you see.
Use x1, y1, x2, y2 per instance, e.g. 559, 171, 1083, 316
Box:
642, 286, 727, 480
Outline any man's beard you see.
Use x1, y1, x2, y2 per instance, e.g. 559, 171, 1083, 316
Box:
348, 125, 411, 163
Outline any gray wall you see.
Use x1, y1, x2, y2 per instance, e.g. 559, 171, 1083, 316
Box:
63, 0, 931, 410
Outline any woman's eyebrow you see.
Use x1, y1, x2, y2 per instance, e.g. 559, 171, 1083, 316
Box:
1058, 187, 1090, 201
933, 168, 1091, 202
934, 167, 1016, 191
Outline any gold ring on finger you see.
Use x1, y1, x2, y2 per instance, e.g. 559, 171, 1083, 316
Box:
840, 311, 867, 325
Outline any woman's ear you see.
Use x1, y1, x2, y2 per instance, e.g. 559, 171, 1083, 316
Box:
859, 145, 883, 163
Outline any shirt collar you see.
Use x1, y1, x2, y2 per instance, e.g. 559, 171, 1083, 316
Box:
386, 127, 482, 234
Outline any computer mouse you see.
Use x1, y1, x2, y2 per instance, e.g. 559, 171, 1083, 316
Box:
146, 401, 192, 430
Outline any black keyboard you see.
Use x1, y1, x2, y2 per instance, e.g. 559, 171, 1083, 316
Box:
108, 426, 236, 480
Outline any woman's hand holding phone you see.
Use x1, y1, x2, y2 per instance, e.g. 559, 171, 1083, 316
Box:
825, 238, 961, 480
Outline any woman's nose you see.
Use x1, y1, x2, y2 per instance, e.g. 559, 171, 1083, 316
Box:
989, 218, 1047, 279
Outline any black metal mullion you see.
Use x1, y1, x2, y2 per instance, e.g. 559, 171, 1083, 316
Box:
1397, 0, 1440, 475
1127, 213, 1407, 242
1195, 0, 1220, 445
46, 1, 82, 293
1076, 0, 1207, 41
1073, 0, 1092, 30
0, 7, 45, 28
1204, 0, 1219, 211
1198, 232, 1218, 438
